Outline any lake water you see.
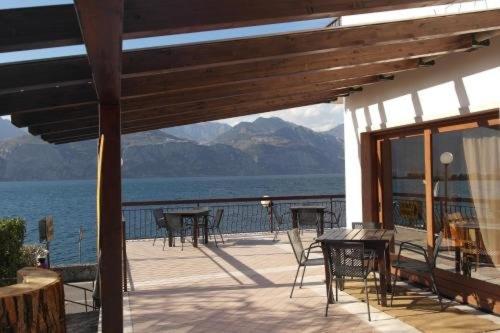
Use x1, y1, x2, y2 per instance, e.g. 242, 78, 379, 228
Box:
0, 174, 345, 265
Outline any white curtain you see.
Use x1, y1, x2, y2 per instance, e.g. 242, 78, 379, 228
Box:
462, 128, 500, 266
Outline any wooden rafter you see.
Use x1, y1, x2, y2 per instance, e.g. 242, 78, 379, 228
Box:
11, 60, 419, 127
0, 0, 472, 52
2, 32, 472, 116
2, 9, 499, 95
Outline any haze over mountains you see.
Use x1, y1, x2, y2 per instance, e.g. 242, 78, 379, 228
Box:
0, 117, 344, 181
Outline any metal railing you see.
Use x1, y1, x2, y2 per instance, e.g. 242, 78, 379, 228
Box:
122, 194, 346, 240
393, 193, 477, 230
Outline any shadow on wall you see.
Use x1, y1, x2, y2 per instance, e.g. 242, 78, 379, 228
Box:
346, 36, 500, 151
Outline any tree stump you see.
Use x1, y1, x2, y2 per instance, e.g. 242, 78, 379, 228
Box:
0, 267, 66, 332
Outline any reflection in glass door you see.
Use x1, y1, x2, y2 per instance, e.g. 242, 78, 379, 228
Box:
391, 135, 428, 260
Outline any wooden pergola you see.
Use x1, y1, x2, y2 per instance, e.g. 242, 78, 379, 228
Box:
1, 1, 499, 331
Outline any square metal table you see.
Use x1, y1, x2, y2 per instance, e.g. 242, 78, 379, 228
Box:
290, 206, 326, 236
316, 228, 395, 306
165, 208, 210, 248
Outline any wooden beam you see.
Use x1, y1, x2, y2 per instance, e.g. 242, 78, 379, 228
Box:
1, 0, 474, 52
5, 35, 473, 113
43, 89, 343, 142
122, 10, 500, 73
3, 10, 500, 94
12, 59, 419, 126
121, 35, 474, 96
28, 77, 376, 134
0, 84, 96, 116
74, 1, 124, 332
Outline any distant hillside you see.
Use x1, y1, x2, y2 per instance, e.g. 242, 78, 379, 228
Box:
0, 118, 25, 141
323, 124, 344, 141
0, 118, 345, 181
213, 117, 344, 174
163, 122, 231, 143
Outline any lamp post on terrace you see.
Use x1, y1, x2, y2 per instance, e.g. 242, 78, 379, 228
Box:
440, 152, 454, 219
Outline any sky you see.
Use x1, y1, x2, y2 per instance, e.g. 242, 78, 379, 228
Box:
2, 0, 498, 131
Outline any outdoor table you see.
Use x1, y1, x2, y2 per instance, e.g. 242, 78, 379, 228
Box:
316, 228, 395, 306
165, 208, 210, 248
290, 206, 325, 236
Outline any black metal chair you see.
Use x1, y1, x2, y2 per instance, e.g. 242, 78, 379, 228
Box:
164, 213, 189, 251
208, 208, 224, 247
391, 232, 445, 309
272, 210, 289, 241
324, 241, 379, 320
324, 209, 342, 229
152, 209, 169, 250
287, 228, 323, 298
297, 210, 321, 235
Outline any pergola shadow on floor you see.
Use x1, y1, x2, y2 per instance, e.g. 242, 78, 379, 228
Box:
125, 232, 379, 332
124, 232, 500, 332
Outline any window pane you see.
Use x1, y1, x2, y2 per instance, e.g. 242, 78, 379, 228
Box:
391, 135, 427, 261
433, 125, 500, 285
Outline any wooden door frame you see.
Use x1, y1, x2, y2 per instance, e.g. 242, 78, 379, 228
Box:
360, 108, 500, 313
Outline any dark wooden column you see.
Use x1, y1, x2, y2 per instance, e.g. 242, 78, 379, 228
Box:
360, 132, 379, 223
74, 0, 124, 331
424, 129, 435, 251
377, 139, 393, 229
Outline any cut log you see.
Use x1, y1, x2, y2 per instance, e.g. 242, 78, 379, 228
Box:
0, 267, 66, 333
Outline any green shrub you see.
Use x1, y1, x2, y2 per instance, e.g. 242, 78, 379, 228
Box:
0, 217, 26, 282
20, 244, 47, 267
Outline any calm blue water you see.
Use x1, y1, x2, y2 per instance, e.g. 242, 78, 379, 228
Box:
0, 174, 344, 265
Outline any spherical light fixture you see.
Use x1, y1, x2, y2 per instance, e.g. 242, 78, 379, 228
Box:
260, 195, 270, 207
440, 152, 454, 165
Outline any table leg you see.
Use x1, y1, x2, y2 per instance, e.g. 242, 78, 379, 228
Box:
321, 244, 334, 304
292, 211, 298, 229
376, 245, 388, 306
193, 216, 199, 248
204, 215, 209, 244
168, 233, 173, 247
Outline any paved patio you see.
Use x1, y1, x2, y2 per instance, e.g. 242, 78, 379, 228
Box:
124, 232, 500, 333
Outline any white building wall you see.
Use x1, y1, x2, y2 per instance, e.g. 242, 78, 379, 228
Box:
344, 36, 500, 226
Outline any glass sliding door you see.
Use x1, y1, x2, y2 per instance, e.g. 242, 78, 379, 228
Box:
390, 135, 428, 260
433, 125, 499, 285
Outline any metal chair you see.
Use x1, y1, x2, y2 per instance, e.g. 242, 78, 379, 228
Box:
324, 241, 379, 320
272, 210, 289, 241
391, 232, 445, 309
208, 208, 224, 247
152, 209, 168, 250
298, 210, 320, 235
165, 213, 189, 251
324, 209, 342, 229
287, 228, 323, 298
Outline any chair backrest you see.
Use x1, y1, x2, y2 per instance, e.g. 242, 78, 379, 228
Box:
324, 241, 367, 278
164, 213, 183, 231
352, 221, 380, 229
214, 209, 224, 228
287, 228, 305, 265
153, 209, 166, 228
298, 211, 319, 227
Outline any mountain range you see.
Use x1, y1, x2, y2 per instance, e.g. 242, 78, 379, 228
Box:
0, 117, 344, 181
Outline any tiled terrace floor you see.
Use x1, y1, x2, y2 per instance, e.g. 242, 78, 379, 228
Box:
124, 232, 500, 333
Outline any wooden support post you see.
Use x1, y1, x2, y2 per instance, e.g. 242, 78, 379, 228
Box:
377, 139, 394, 230
424, 129, 435, 251
361, 132, 378, 223
98, 104, 123, 332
